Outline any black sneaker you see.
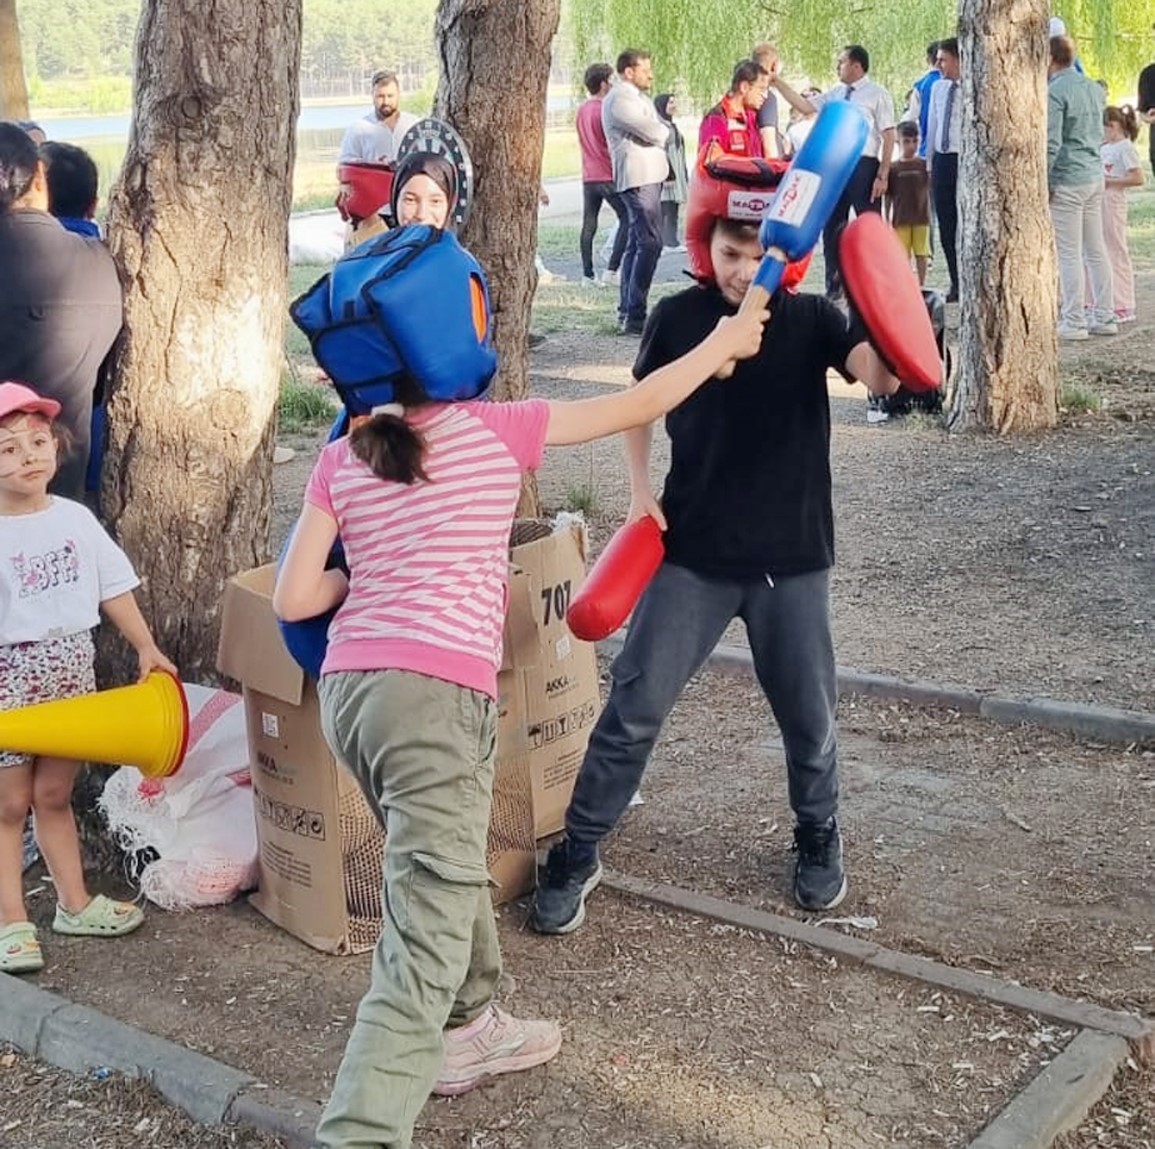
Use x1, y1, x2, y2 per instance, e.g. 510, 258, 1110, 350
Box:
793, 818, 847, 911
530, 838, 603, 934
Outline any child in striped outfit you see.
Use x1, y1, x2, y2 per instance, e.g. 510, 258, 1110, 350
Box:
274, 155, 768, 1149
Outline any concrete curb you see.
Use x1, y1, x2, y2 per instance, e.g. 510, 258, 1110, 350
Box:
966, 1030, 1132, 1149
600, 869, 1155, 1045
599, 636, 1155, 746
0, 971, 319, 1143
599, 870, 1152, 1149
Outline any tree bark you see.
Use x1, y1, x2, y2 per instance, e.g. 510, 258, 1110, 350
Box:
952, 0, 1059, 433
0, 0, 30, 120
103, 0, 302, 681
434, 0, 561, 516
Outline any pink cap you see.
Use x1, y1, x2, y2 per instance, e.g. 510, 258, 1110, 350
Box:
0, 381, 62, 422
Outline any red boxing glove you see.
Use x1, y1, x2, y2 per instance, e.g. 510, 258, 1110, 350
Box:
566, 516, 665, 642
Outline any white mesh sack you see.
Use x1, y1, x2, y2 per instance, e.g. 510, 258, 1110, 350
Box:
99, 683, 258, 911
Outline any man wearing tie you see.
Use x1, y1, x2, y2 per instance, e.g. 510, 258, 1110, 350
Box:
925, 38, 961, 302
773, 45, 896, 298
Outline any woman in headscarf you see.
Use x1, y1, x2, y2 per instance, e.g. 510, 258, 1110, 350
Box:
654, 93, 689, 252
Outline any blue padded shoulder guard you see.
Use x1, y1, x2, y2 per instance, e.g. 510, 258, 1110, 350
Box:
289, 224, 497, 415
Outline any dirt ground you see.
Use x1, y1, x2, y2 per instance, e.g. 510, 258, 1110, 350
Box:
6, 258, 1155, 1145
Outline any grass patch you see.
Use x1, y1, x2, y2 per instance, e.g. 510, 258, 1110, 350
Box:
565, 483, 598, 515
1061, 382, 1103, 414
279, 375, 337, 433
1122, 188, 1155, 269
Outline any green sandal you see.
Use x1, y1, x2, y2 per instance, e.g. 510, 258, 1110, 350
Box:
53, 894, 144, 938
0, 921, 44, 973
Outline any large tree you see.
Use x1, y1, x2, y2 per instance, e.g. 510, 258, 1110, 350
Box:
103, 0, 302, 680
434, 0, 562, 512
952, 0, 1058, 431
0, 0, 30, 119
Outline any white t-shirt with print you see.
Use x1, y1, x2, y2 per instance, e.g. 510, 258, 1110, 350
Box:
1101, 138, 1142, 184
0, 497, 139, 645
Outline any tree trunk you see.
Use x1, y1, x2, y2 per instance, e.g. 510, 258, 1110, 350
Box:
0, 0, 30, 120
434, 0, 561, 517
103, 0, 302, 681
952, 0, 1059, 433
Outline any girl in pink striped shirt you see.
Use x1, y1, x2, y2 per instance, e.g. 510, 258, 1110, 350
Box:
274, 160, 766, 1149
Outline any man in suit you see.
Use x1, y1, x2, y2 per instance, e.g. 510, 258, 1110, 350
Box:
601, 49, 670, 335
773, 45, 896, 299
925, 37, 962, 302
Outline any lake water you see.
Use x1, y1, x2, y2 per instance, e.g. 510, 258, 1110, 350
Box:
34, 97, 579, 209
35, 102, 371, 141
34, 95, 577, 142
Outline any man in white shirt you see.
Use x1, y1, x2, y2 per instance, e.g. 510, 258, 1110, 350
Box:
601, 49, 670, 336
925, 37, 962, 302
338, 70, 421, 166
773, 44, 896, 298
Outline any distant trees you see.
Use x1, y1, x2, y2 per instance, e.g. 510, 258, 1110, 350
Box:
14, 0, 439, 104
565, 0, 1155, 106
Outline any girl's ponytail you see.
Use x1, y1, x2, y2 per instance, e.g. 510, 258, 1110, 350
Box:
348, 406, 428, 484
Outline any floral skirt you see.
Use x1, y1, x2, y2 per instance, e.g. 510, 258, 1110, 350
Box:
0, 632, 96, 769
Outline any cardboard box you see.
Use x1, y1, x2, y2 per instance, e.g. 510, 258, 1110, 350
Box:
217, 566, 536, 955
500, 521, 601, 838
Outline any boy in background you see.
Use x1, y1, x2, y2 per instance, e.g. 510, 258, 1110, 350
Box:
886, 122, 931, 285
40, 142, 101, 238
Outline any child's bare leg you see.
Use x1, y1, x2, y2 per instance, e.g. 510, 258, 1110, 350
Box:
0, 763, 33, 924
31, 757, 89, 914
915, 255, 928, 285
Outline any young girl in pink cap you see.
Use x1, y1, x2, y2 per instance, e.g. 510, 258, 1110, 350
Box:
0, 381, 175, 974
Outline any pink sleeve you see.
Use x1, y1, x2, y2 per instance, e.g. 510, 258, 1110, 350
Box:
304, 444, 340, 516
473, 398, 550, 472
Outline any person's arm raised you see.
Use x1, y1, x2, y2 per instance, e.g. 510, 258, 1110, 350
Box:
772, 75, 817, 117
544, 308, 768, 447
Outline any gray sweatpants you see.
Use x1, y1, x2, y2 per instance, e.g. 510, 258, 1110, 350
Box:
566, 562, 840, 844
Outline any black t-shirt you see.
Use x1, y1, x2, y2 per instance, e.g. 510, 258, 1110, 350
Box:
1138, 64, 1155, 113
1139, 65, 1155, 155
633, 284, 862, 579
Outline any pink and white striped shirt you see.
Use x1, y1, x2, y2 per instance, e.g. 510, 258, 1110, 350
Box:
305, 399, 549, 698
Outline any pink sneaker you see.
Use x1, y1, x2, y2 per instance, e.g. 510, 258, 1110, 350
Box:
433, 1005, 561, 1097
1114, 308, 1136, 324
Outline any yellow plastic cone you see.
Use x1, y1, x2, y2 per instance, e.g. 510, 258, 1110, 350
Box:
0, 671, 189, 779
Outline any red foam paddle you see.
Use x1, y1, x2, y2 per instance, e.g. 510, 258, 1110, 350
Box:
840, 212, 943, 393
566, 516, 665, 642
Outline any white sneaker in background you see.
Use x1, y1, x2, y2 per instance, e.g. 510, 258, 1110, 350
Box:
601, 268, 620, 286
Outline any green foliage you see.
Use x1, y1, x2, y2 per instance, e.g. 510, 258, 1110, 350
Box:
1060, 383, 1103, 414
565, 481, 598, 514
17, 0, 440, 110
278, 375, 337, 433
566, 0, 1155, 108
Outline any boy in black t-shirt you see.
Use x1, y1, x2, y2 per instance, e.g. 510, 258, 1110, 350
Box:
532, 217, 899, 934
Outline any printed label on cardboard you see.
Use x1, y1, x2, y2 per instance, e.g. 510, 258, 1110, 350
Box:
255, 791, 327, 841
261, 712, 280, 738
